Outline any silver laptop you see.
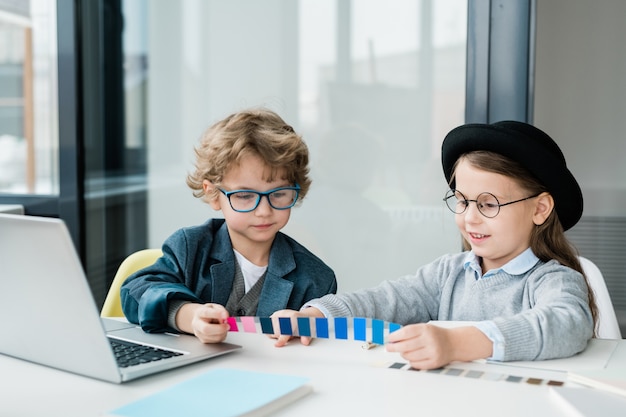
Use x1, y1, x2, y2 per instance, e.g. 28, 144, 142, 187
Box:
0, 213, 241, 383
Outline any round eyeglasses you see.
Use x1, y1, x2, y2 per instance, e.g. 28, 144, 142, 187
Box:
219, 184, 300, 213
443, 189, 541, 218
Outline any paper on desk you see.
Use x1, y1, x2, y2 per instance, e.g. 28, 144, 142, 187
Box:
568, 369, 626, 398
491, 339, 619, 372
549, 385, 626, 417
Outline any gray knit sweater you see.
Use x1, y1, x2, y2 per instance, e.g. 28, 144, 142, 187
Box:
306, 252, 594, 362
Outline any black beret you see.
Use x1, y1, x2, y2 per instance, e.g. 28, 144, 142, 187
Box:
441, 121, 583, 231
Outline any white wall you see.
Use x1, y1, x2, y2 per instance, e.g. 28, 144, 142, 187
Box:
534, 0, 626, 329
534, 0, 626, 218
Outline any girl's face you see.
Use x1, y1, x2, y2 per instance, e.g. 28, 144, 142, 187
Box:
453, 159, 542, 273
203, 154, 292, 263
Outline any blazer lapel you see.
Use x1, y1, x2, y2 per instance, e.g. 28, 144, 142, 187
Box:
209, 222, 236, 304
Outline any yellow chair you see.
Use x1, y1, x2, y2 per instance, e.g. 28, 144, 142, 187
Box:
100, 248, 163, 317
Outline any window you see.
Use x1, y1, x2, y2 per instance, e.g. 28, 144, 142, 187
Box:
0, 0, 58, 195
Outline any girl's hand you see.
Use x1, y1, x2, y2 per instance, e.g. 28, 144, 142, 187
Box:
385, 323, 493, 369
270, 308, 324, 347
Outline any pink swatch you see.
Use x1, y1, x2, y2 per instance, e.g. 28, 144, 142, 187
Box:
226, 316, 238, 331
241, 316, 257, 333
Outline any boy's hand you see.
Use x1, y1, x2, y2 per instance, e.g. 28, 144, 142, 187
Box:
385, 323, 492, 369
177, 303, 230, 344
270, 308, 324, 347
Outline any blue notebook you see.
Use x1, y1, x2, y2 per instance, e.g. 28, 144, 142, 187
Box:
108, 368, 312, 417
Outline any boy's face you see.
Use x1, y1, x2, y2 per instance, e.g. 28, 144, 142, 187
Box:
203, 154, 292, 263
453, 159, 548, 273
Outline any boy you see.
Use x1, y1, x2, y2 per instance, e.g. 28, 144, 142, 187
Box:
121, 108, 337, 343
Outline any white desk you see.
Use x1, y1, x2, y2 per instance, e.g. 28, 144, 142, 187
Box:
2, 332, 625, 417
0, 204, 24, 214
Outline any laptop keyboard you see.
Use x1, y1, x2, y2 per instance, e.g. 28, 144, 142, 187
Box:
109, 338, 184, 368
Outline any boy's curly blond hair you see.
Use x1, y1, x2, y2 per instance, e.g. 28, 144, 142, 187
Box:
186, 108, 311, 204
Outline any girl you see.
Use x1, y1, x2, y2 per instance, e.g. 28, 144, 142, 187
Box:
272, 121, 595, 370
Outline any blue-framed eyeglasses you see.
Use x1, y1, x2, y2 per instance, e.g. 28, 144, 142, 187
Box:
219, 184, 300, 213
443, 189, 540, 218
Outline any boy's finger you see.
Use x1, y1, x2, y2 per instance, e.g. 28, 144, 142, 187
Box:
274, 335, 314, 348
198, 304, 228, 322
274, 334, 293, 347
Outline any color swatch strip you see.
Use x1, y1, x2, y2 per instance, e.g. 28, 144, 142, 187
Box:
226, 316, 401, 343
386, 362, 566, 386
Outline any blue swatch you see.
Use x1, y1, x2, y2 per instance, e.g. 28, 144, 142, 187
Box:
278, 317, 293, 335
353, 317, 366, 341
372, 319, 385, 344
334, 317, 348, 339
315, 317, 329, 338
389, 322, 402, 333
297, 317, 311, 337
259, 317, 274, 334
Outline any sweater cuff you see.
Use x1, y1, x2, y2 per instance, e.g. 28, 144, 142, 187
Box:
301, 300, 331, 318
302, 294, 352, 318
167, 300, 191, 332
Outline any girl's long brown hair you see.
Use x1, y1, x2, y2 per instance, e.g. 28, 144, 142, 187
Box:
452, 151, 598, 334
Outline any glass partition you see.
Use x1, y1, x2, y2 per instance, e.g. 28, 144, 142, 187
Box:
118, 0, 467, 293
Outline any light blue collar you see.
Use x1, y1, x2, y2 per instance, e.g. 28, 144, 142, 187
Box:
463, 247, 539, 279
